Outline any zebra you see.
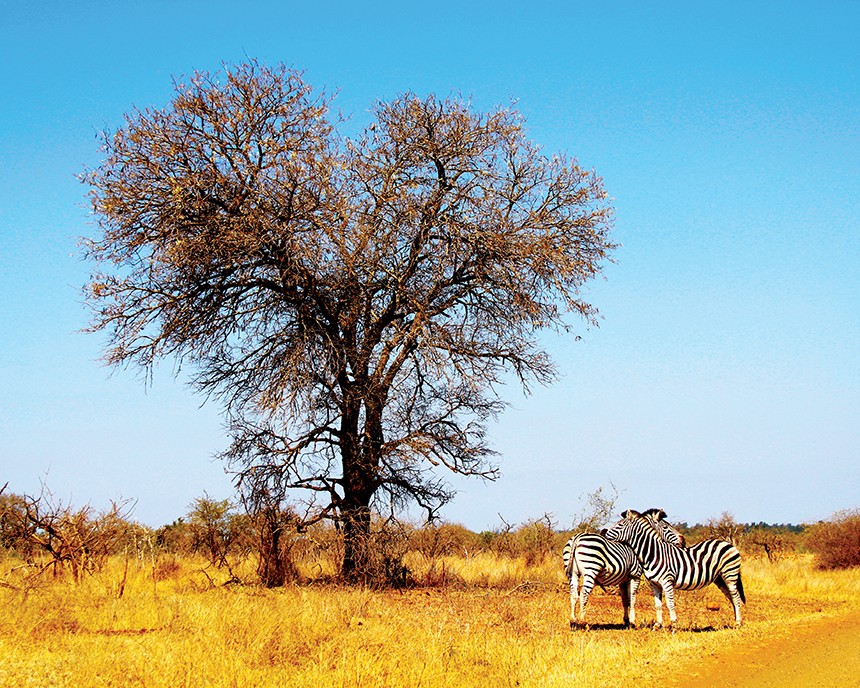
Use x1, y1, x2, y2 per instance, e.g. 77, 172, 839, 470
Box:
639, 507, 687, 548
562, 508, 684, 628
604, 509, 745, 630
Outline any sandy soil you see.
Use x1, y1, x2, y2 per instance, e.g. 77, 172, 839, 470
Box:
675, 608, 860, 687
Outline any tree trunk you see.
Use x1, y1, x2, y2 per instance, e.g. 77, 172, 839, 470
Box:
337, 382, 391, 583
341, 501, 373, 583
338, 388, 381, 583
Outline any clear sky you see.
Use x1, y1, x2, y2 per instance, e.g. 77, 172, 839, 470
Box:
1, 1, 858, 530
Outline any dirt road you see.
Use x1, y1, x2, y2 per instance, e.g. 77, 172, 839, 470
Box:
676, 608, 860, 687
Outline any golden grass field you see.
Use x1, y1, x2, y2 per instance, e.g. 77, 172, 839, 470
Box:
2, 551, 859, 688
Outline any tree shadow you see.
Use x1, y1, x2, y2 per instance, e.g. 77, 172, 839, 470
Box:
569, 622, 724, 632
569, 622, 636, 631
686, 625, 720, 633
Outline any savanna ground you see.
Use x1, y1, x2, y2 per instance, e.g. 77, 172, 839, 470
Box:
2, 551, 859, 688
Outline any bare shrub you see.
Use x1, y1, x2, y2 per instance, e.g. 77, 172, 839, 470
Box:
480, 516, 517, 558
243, 491, 302, 588
476, 514, 561, 564
702, 512, 744, 546
3, 485, 133, 582
746, 527, 789, 563
406, 522, 477, 588
514, 514, 558, 566
408, 522, 479, 559
806, 510, 860, 570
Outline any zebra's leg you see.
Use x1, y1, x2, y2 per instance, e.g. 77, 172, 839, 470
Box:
628, 576, 640, 628
714, 576, 743, 627
620, 577, 639, 628
577, 573, 597, 627
649, 580, 664, 629
663, 582, 678, 632
619, 579, 631, 627
569, 571, 580, 628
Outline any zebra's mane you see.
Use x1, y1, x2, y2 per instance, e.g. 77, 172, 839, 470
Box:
641, 507, 668, 521
620, 508, 664, 539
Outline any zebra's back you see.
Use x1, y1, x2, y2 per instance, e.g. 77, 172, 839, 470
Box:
564, 533, 642, 585
663, 539, 742, 591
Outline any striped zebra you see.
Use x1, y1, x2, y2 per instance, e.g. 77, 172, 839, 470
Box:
562, 508, 684, 628
639, 507, 687, 548
604, 509, 745, 630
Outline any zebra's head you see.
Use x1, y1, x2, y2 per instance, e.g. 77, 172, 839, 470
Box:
642, 507, 686, 547
603, 509, 642, 544
604, 508, 681, 546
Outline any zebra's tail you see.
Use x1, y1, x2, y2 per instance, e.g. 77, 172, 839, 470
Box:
737, 571, 746, 604
562, 539, 573, 579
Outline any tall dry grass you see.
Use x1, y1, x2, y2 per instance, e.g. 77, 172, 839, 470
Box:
1, 551, 858, 688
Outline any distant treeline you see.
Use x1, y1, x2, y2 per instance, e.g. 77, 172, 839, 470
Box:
2, 484, 858, 587
678, 521, 806, 533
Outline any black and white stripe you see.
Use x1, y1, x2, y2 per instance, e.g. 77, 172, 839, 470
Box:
604, 509, 746, 629
562, 508, 684, 628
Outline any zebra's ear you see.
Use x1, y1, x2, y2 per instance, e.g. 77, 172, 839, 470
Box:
621, 509, 639, 519
655, 508, 667, 520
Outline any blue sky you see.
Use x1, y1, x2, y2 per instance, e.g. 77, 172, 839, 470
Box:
1, 1, 857, 529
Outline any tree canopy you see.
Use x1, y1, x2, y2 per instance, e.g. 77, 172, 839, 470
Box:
82, 61, 615, 579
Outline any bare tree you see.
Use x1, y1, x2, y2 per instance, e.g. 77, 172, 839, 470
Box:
572, 483, 621, 533
703, 512, 744, 547
82, 61, 615, 581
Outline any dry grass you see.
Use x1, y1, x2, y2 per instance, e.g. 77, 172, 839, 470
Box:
1, 552, 858, 687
